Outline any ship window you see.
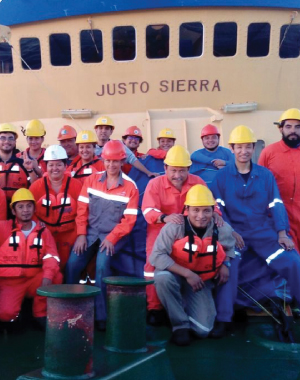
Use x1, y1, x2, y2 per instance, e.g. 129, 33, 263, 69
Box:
49, 33, 71, 66
179, 22, 203, 58
0, 42, 13, 73
247, 23, 270, 57
146, 24, 169, 59
80, 29, 103, 63
20, 38, 42, 70
279, 24, 300, 58
214, 22, 237, 57
113, 26, 136, 61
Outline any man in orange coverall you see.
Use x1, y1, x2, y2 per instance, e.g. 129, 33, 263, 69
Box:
259, 108, 300, 252
142, 145, 223, 325
0, 188, 62, 329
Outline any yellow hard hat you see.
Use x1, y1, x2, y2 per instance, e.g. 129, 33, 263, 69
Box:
94, 116, 115, 130
185, 184, 215, 207
25, 119, 46, 137
228, 125, 257, 144
278, 108, 300, 123
10, 188, 35, 208
157, 128, 176, 140
76, 130, 97, 144
164, 145, 192, 167
0, 123, 18, 138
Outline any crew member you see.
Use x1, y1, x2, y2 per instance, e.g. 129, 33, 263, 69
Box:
94, 116, 157, 177
147, 128, 176, 159
17, 119, 47, 176
142, 145, 222, 325
0, 189, 62, 327
57, 125, 80, 167
191, 124, 234, 189
68, 130, 105, 184
66, 140, 139, 331
258, 108, 300, 252
210, 125, 300, 338
122, 126, 144, 174
150, 185, 235, 345
30, 145, 82, 271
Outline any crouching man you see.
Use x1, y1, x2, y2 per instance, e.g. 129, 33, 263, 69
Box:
150, 184, 235, 346
0, 189, 62, 328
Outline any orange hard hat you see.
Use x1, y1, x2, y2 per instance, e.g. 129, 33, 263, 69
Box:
101, 140, 127, 160
122, 126, 143, 142
201, 124, 220, 138
57, 125, 77, 141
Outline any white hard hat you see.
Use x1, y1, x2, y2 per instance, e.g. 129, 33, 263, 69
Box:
44, 145, 68, 161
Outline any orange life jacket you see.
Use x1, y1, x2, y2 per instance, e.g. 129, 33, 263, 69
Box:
69, 157, 104, 182
0, 160, 30, 201
171, 218, 226, 281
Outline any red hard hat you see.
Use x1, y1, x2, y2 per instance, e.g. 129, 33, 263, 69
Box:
201, 124, 220, 138
122, 126, 143, 142
57, 125, 77, 141
102, 140, 127, 160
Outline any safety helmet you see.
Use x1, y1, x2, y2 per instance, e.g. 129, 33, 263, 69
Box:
122, 126, 143, 142
10, 188, 35, 208
228, 125, 257, 144
201, 124, 220, 138
157, 128, 176, 140
94, 116, 115, 130
101, 140, 126, 160
278, 108, 300, 123
25, 119, 46, 137
164, 145, 192, 167
44, 145, 68, 161
76, 130, 97, 144
184, 184, 215, 207
0, 123, 18, 138
57, 125, 77, 141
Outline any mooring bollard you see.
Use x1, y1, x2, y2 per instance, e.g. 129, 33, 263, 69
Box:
103, 276, 154, 353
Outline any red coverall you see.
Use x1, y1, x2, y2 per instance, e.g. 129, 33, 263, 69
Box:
67, 156, 105, 184
0, 187, 7, 220
147, 148, 167, 160
17, 147, 47, 173
0, 220, 62, 321
258, 139, 300, 252
142, 173, 218, 310
30, 173, 82, 270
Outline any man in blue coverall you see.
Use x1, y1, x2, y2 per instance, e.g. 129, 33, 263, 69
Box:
190, 124, 234, 189
210, 124, 300, 338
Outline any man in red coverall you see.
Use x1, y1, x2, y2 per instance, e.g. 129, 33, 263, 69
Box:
0, 188, 62, 329
142, 145, 223, 325
258, 108, 300, 252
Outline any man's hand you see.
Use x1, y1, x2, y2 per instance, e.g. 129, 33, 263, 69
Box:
100, 239, 115, 256
73, 235, 87, 256
22, 150, 34, 171
42, 278, 52, 286
147, 171, 159, 178
278, 236, 295, 251
212, 159, 226, 169
232, 231, 245, 250
215, 264, 229, 285
213, 212, 224, 227
186, 271, 205, 292
164, 213, 184, 224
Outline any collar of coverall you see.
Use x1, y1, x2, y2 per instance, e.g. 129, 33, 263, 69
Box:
99, 170, 124, 186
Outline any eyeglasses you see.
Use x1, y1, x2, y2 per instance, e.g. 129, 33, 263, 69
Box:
0, 136, 15, 142
127, 136, 140, 141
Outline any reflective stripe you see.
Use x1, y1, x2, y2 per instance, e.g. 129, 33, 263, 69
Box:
143, 207, 161, 216
122, 172, 138, 189
269, 198, 283, 208
266, 248, 285, 265
88, 188, 129, 203
216, 198, 225, 207
78, 195, 89, 204
10, 236, 20, 244
124, 208, 138, 215
43, 254, 60, 262
189, 316, 210, 332
144, 271, 154, 277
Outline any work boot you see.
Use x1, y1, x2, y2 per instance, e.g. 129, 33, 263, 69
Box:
209, 321, 227, 339
95, 320, 106, 332
146, 309, 166, 326
171, 328, 191, 346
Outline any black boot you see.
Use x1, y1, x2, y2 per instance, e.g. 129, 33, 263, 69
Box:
146, 309, 167, 326
209, 321, 228, 339
171, 328, 191, 346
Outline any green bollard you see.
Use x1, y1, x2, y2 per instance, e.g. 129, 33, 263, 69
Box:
103, 276, 153, 353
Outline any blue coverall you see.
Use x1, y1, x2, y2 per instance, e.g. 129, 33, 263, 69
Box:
190, 146, 234, 189
210, 162, 300, 322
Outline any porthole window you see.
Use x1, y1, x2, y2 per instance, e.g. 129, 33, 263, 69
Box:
247, 23, 270, 57
179, 22, 203, 58
80, 29, 103, 63
0, 42, 13, 73
214, 22, 237, 57
113, 26, 136, 61
279, 24, 300, 58
146, 24, 169, 59
49, 33, 71, 66
20, 38, 42, 69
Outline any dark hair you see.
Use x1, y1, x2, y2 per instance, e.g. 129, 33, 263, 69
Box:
229, 143, 256, 148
